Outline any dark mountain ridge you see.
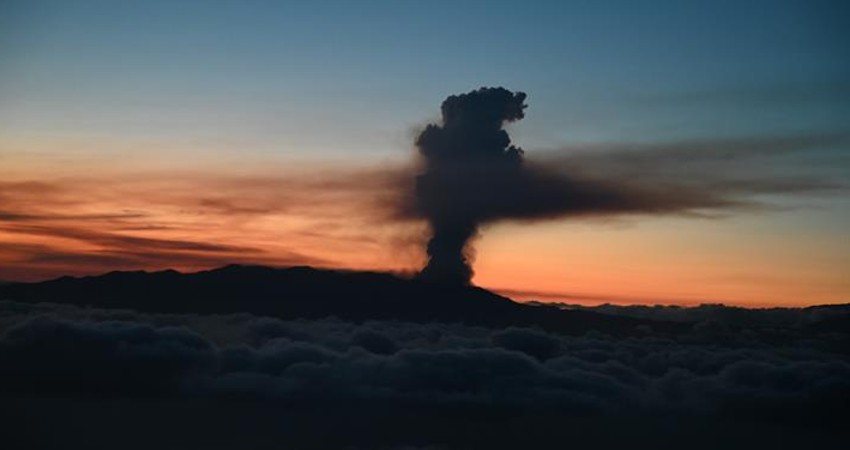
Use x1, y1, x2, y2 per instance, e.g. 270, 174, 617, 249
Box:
0, 265, 681, 336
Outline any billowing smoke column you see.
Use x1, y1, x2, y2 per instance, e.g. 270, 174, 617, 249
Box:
415, 87, 528, 285
412, 87, 840, 285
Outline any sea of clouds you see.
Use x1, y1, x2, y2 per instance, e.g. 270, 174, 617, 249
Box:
2, 299, 848, 425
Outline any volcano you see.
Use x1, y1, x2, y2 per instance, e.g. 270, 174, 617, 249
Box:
0, 264, 681, 336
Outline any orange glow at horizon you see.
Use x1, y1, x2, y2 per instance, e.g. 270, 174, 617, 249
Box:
473, 220, 850, 307
1, 138, 848, 308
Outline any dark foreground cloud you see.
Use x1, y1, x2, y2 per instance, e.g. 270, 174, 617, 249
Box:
2, 300, 848, 421
3, 301, 848, 449
535, 301, 850, 328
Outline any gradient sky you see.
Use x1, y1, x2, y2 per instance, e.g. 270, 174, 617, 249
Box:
1, 0, 849, 306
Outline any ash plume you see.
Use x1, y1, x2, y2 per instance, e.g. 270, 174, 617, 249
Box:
415, 87, 528, 284
412, 88, 845, 286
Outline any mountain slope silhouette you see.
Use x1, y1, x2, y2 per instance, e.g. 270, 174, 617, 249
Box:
0, 265, 681, 335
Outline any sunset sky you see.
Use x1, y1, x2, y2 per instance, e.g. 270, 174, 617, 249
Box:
1, 0, 848, 306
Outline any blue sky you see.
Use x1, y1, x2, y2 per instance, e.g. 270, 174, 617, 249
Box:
2, 0, 848, 155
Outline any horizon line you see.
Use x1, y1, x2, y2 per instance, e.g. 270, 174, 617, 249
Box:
2, 263, 847, 310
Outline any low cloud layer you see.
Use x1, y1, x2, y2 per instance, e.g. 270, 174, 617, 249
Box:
2, 300, 847, 423
536, 302, 850, 327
